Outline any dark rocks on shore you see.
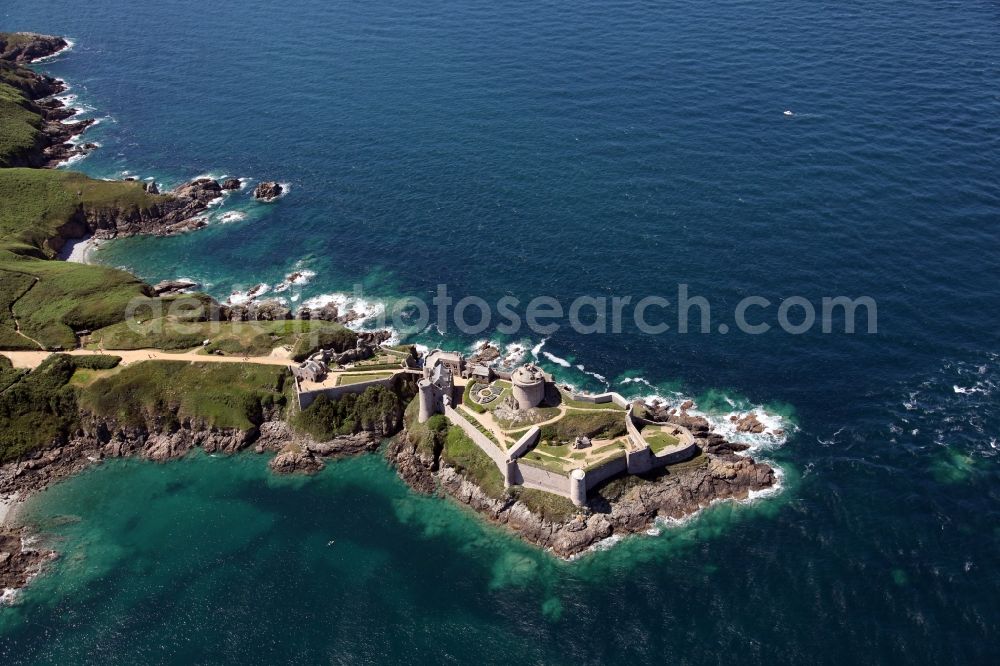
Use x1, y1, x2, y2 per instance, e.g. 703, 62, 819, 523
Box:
269, 448, 325, 475
152, 279, 200, 296
358, 330, 392, 346
731, 412, 766, 434
253, 181, 283, 201
469, 342, 501, 366
304, 432, 381, 458
312, 303, 340, 321
1, 527, 58, 598
0, 35, 95, 168
226, 299, 292, 322
173, 177, 223, 203
221, 178, 242, 191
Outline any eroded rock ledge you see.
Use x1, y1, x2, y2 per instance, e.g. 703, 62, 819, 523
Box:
0, 527, 57, 602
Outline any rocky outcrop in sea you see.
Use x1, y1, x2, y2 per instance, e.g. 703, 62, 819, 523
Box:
253, 181, 283, 201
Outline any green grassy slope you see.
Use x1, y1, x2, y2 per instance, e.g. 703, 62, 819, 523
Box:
0, 169, 171, 349
0, 81, 41, 167
78, 361, 290, 431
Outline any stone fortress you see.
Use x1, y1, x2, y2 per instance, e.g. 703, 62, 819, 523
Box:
416, 348, 699, 506
289, 341, 701, 507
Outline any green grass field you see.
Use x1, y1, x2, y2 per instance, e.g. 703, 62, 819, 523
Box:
537, 410, 627, 443
89, 312, 357, 358
514, 487, 579, 522
644, 431, 681, 453
0, 354, 113, 462
337, 371, 395, 386
0, 168, 166, 254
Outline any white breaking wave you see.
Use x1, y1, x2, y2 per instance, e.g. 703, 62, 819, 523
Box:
227, 283, 271, 305
55, 152, 87, 168
575, 364, 607, 384
30, 37, 75, 63
542, 351, 571, 368
218, 211, 247, 224
299, 292, 386, 331
501, 342, 528, 367
273, 268, 317, 293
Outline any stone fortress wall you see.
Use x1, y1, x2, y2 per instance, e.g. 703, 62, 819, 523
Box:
294, 374, 400, 410
293, 368, 421, 410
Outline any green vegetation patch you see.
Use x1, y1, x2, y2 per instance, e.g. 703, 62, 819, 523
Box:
78, 360, 289, 431
0, 268, 38, 348
89, 310, 356, 357
0, 169, 174, 349
0, 353, 78, 462
291, 325, 357, 361
462, 380, 487, 414
10, 260, 150, 349
644, 431, 680, 453
0, 168, 166, 254
71, 354, 122, 370
403, 397, 448, 458
337, 371, 395, 386
0, 353, 26, 391
519, 452, 569, 474
538, 410, 627, 443
294, 384, 406, 440
513, 487, 580, 523
441, 426, 506, 499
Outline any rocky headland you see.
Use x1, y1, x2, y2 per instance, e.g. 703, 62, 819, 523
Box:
0, 33, 96, 167
386, 426, 775, 559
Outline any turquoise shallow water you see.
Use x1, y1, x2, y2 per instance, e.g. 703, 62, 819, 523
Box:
1, 452, 796, 663
2, 0, 1000, 662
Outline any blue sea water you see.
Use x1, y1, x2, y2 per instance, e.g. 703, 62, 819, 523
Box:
2, 0, 999, 663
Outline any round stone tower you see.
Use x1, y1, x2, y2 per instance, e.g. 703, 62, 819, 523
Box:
511, 363, 545, 410
417, 379, 436, 423
569, 468, 587, 507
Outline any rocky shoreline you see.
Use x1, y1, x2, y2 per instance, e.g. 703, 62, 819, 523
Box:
0, 33, 97, 167
386, 421, 776, 559
0, 397, 780, 599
